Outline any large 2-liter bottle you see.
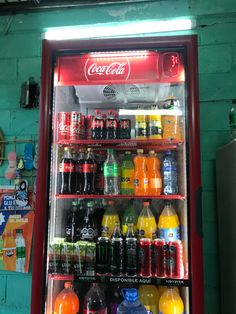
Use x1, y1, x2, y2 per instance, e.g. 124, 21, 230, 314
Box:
54, 281, 79, 314
59, 147, 76, 194
83, 283, 108, 314
117, 288, 147, 314
104, 149, 120, 195
134, 149, 148, 196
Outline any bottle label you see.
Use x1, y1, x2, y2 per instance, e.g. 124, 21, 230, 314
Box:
150, 178, 162, 189
76, 164, 84, 173
121, 169, 134, 189
158, 226, 180, 242
83, 309, 107, 314
59, 162, 74, 172
145, 304, 158, 313
80, 227, 97, 241
104, 164, 119, 177
83, 164, 97, 173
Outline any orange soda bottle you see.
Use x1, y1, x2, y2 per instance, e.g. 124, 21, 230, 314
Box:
159, 287, 184, 314
133, 149, 148, 195
147, 150, 162, 195
54, 281, 79, 314
136, 201, 157, 240
3, 231, 16, 271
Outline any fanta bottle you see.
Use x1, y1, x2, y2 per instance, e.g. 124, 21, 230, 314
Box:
157, 202, 180, 242
134, 149, 148, 195
139, 285, 159, 314
159, 287, 184, 314
147, 150, 162, 195
54, 281, 79, 314
3, 231, 16, 271
121, 202, 138, 236
101, 200, 120, 239
136, 201, 157, 240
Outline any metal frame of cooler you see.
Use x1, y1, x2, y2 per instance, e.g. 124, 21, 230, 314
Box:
31, 35, 203, 314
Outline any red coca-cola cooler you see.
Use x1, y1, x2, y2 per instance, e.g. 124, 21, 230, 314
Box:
31, 35, 203, 314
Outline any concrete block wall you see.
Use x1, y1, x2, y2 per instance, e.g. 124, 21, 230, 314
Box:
0, 1, 236, 313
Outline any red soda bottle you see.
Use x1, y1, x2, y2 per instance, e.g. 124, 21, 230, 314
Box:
92, 110, 104, 140
106, 110, 118, 139
83, 283, 107, 313
59, 147, 76, 194
83, 148, 97, 194
76, 148, 85, 194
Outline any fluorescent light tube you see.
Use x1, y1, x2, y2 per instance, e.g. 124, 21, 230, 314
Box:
44, 18, 195, 40
118, 109, 183, 116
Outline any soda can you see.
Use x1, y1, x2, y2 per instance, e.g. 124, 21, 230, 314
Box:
152, 238, 168, 277
74, 241, 87, 276
85, 242, 96, 276
48, 241, 61, 274
168, 240, 184, 278
61, 242, 74, 274
86, 115, 94, 139
70, 111, 81, 141
110, 237, 124, 275
96, 237, 110, 274
125, 237, 137, 276
138, 238, 152, 277
58, 112, 70, 141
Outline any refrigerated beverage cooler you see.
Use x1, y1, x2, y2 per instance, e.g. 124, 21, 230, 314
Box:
31, 35, 203, 314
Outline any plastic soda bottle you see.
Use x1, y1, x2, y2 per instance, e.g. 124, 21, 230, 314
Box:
162, 150, 178, 195
157, 202, 180, 242
3, 231, 16, 271
121, 202, 138, 236
159, 286, 179, 296
101, 200, 120, 239
159, 287, 184, 314
15, 229, 26, 272
136, 201, 157, 240
147, 150, 162, 195
120, 151, 134, 195
134, 149, 148, 196
54, 281, 79, 314
104, 149, 120, 195
117, 288, 147, 314
83, 283, 107, 313
138, 285, 159, 314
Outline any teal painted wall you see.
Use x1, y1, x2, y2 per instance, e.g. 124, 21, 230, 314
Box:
0, 1, 235, 313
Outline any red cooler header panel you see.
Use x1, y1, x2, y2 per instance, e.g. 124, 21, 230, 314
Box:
55, 50, 185, 85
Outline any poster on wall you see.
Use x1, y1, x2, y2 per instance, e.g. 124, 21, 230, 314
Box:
0, 188, 35, 273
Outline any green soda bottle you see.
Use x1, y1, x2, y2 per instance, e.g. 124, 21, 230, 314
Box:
122, 202, 138, 236
120, 151, 134, 195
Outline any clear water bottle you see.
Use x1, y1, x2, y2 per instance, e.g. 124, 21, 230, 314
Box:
117, 288, 147, 314
104, 149, 120, 195
229, 100, 236, 141
162, 150, 178, 195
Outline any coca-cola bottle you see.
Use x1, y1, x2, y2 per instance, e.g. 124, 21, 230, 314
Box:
92, 110, 104, 140
83, 283, 107, 314
65, 200, 79, 242
59, 146, 76, 194
83, 148, 97, 194
106, 110, 118, 139
95, 150, 106, 195
76, 148, 85, 194
79, 201, 98, 242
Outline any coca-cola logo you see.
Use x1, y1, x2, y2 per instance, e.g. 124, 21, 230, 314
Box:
84, 58, 130, 81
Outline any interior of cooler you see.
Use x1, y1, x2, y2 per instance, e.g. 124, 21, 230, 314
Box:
45, 49, 190, 313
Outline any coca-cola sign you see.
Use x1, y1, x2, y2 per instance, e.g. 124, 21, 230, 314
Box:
84, 58, 130, 81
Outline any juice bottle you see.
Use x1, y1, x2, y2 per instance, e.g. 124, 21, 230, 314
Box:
147, 150, 162, 195
139, 285, 159, 314
54, 281, 79, 314
120, 151, 135, 195
159, 287, 184, 314
135, 115, 147, 139
148, 114, 163, 139
121, 202, 138, 236
101, 200, 120, 239
3, 231, 16, 271
136, 201, 157, 240
157, 202, 180, 242
134, 149, 148, 196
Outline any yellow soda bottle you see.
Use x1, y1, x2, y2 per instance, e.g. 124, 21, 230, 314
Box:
157, 202, 180, 242
159, 287, 184, 314
136, 201, 157, 240
159, 286, 179, 296
139, 285, 159, 314
101, 200, 120, 239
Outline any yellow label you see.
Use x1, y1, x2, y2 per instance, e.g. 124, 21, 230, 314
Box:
121, 169, 135, 189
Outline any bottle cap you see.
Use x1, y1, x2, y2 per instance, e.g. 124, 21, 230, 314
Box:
107, 148, 114, 153
64, 282, 72, 289
143, 201, 150, 206
149, 150, 155, 155
16, 229, 23, 234
123, 288, 138, 302
108, 200, 114, 205
87, 148, 93, 152
125, 151, 131, 154
137, 149, 143, 154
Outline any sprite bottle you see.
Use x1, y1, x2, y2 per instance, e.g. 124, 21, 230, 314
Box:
103, 149, 120, 195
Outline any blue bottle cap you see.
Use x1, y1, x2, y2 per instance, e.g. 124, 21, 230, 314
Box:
123, 288, 138, 302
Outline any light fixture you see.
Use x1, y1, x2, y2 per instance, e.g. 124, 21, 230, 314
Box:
118, 109, 183, 116
44, 18, 195, 41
